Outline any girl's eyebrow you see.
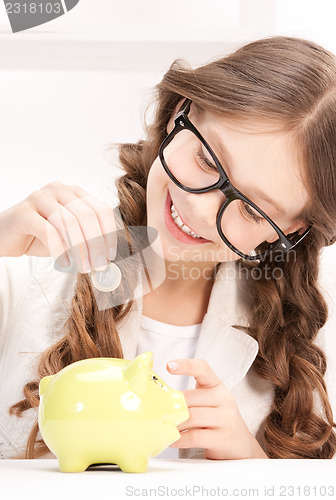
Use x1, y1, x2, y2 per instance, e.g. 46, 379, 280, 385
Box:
209, 129, 286, 217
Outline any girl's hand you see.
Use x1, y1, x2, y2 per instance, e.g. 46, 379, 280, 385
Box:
167, 358, 268, 460
0, 181, 117, 274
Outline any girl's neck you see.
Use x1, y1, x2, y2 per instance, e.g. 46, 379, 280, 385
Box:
163, 259, 218, 294
141, 260, 218, 326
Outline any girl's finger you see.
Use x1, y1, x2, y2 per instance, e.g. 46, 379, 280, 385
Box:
19, 207, 71, 266
177, 406, 223, 431
67, 185, 118, 260
167, 358, 226, 390
41, 183, 108, 271
182, 386, 233, 408
28, 189, 90, 273
170, 428, 220, 450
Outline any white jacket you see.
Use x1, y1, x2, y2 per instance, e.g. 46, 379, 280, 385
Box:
1, 254, 335, 460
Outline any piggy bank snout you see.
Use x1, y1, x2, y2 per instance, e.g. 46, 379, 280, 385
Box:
166, 390, 189, 426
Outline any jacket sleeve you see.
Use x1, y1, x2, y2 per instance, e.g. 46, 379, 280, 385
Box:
0, 255, 36, 342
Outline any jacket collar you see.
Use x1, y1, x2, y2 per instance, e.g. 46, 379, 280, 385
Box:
117, 259, 258, 391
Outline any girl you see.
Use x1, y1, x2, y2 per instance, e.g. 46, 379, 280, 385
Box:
1, 35, 336, 461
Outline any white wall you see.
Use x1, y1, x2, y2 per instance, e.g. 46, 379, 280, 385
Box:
0, 0, 278, 208
0, 69, 160, 207
276, 0, 336, 54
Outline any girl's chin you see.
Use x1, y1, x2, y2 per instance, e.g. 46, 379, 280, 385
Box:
159, 238, 217, 263
155, 226, 237, 264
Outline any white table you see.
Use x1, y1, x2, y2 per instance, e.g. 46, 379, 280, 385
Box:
1, 458, 335, 500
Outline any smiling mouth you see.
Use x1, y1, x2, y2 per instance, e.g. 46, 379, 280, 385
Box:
170, 200, 204, 238
166, 191, 212, 244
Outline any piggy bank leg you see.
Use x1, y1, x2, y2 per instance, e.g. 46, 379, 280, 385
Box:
118, 454, 148, 473
58, 455, 91, 473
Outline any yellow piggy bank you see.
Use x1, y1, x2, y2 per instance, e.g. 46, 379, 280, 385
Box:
38, 352, 189, 473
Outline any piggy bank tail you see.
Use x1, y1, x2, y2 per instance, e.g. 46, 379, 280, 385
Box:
39, 375, 53, 397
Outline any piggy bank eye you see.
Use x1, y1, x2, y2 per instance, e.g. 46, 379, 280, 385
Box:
151, 375, 163, 387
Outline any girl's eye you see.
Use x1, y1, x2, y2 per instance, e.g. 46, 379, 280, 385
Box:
240, 201, 264, 225
194, 143, 263, 226
195, 146, 218, 172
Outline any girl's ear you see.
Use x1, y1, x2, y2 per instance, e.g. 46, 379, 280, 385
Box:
166, 98, 186, 134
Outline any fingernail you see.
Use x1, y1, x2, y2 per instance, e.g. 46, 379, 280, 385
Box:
168, 361, 179, 371
54, 253, 70, 270
109, 246, 117, 260
94, 255, 108, 271
54, 258, 70, 273
82, 258, 91, 273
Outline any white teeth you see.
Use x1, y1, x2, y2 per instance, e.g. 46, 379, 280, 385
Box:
171, 204, 178, 219
181, 225, 196, 235
170, 201, 202, 238
174, 215, 183, 226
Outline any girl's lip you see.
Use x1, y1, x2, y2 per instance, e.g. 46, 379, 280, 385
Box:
164, 190, 212, 245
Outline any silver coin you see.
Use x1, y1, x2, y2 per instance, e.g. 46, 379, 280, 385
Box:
90, 262, 122, 292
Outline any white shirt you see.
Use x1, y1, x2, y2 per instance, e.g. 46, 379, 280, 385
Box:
137, 315, 201, 459
137, 315, 201, 391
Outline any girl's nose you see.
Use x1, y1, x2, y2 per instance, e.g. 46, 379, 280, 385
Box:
185, 190, 226, 226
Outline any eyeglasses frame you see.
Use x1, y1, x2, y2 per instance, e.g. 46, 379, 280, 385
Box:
158, 98, 311, 261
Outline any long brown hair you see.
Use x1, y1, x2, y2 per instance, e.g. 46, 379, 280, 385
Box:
10, 35, 336, 459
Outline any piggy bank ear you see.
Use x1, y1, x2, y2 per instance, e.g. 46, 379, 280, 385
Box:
124, 352, 153, 396
39, 375, 53, 397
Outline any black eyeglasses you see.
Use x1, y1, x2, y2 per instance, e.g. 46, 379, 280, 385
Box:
158, 98, 311, 261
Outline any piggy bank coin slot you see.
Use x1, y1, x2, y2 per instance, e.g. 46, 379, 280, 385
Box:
151, 375, 163, 387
